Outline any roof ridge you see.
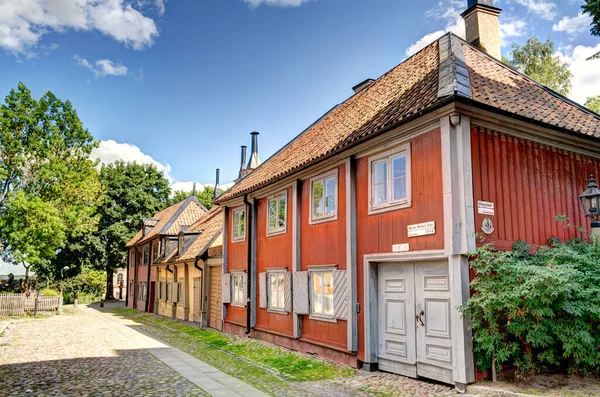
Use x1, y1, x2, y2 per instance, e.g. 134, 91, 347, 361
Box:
449, 32, 600, 121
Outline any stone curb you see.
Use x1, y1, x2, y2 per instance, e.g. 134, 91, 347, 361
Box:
467, 385, 539, 397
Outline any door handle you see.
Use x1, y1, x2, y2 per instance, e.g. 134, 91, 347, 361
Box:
417, 310, 425, 327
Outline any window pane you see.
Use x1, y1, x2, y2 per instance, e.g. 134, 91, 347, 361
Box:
278, 198, 286, 228
392, 156, 406, 179
393, 177, 406, 201
269, 274, 276, 289
325, 196, 335, 215
325, 177, 335, 198
278, 290, 285, 309
313, 293, 323, 314
312, 272, 322, 293
312, 180, 324, 218
373, 183, 387, 206
323, 272, 334, 294
373, 160, 387, 184
324, 294, 334, 315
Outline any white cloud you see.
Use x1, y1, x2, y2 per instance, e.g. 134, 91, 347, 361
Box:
406, 30, 446, 57
0, 0, 159, 55
553, 13, 592, 36
500, 19, 526, 47
171, 181, 204, 192
558, 44, 600, 105
91, 140, 173, 181
512, 0, 557, 21
74, 55, 129, 77
244, 0, 310, 7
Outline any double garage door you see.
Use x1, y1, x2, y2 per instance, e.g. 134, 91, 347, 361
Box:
377, 261, 453, 384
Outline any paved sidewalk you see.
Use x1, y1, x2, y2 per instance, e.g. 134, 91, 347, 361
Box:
95, 307, 267, 397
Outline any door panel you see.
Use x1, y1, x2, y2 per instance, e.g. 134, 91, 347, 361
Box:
415, 261, 453, 383
377, 263, 416, 377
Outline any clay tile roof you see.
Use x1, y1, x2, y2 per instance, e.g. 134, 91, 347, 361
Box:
170, 206, 223, 263
216, 33, 600, 203
143, 218, 160, 227
125, 196, 208, 248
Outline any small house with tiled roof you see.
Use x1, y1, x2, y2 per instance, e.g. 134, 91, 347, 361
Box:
125, 194, 208, 313
213, 0, 600, 390
154, 206, 224, 330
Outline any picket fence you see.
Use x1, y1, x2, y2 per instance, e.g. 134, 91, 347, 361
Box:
0, 293, 63, 316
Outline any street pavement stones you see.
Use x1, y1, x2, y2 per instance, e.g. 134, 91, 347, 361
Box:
0, 305, 266, 397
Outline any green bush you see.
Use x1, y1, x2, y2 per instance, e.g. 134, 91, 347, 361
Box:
40, 288, 59, 296
460, 238, 600, 379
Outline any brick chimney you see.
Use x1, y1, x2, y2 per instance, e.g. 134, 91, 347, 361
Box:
461, 0, 501, 60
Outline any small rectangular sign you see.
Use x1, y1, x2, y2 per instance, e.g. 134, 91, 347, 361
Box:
392, 243, 410, 253
407, 221, 435, 238
478, 201, 495, 215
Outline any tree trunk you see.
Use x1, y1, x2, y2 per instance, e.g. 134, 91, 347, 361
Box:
105, 267, 114, 300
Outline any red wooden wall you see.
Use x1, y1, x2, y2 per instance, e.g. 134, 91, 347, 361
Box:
226, 205, 249, 325
300, 163, 348, 351
471, 126, 600, 250
356, 129, 445, 362
255, 187, 294, 336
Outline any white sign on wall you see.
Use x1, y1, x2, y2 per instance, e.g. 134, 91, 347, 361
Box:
392, 243, 410, 253
478, 201, 495, 215
407, 221, 435, 238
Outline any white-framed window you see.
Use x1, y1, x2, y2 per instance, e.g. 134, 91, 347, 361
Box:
152, 243, 159, 262
368, 144, 412, 214
267, 271, 286, 310
129, 280, 134, 297
142, 282, 147, 300
310, 170, 338, 223
232, 207, 246, 242
310, 268, 335, 318
267, 192, 287, 235
232, 272, 246, 306
129, 250, 135, 268
143, 246, 150, 266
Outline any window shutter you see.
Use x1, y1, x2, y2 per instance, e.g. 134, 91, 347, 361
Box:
293, 271, 309, 315
241, 272, 248, 307
180, 281, 186, 306
222, 273, 231, 304
333, 270, 348, 320
173, 282, 179, 303
161, 282, 166, 301
284, 271, 292, 313
259, 272, 267, 309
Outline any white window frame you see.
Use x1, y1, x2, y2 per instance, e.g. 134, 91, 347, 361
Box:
231, 272, 246, 307
308, 265, 337, 322
231, 207, 247, 243
309, 169, 338, 224
266, 268, 286, 312
267, 191, 288, 236
368, 143, 412, 215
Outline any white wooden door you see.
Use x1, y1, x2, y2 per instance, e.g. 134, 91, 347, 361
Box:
415, 261, 453, 384
377, 263, 417, 378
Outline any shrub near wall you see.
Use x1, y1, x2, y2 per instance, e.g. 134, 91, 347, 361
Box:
461, 238, 600, 379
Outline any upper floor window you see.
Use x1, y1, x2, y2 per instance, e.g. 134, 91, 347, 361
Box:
369, 144, 412, 214
143, 246, 150, 266
310, 269, 334, 318
152, 243, 159, 262
232, 207, 246, 242
267, 192, 287, 235
129, 251, 135, 267
310, 170, 337, 223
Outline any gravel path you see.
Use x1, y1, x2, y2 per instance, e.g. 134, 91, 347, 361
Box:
0, 308, 208, 397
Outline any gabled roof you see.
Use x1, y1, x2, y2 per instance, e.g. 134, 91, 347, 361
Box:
166, 206, 223, 264
125, 195, 208, 248
216, 33, 600, 203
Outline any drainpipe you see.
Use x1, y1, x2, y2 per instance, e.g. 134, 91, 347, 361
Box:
243, 194, 253, 335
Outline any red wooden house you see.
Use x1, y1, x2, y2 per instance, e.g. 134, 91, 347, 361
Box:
214, 0, 600, 390
125, 195, 207, 313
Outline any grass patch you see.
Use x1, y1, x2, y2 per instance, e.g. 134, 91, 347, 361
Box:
110, 307, 354, 383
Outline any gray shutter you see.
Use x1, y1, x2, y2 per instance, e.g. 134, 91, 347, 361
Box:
241, 272, 248, 307
161, 281, 166, 301
333, 270, 348, 320
259, 272, 267, 309
284, 272, 292, 313
172, 282, 179, 303
222, 273, 231, 304
293, 271, 309, 315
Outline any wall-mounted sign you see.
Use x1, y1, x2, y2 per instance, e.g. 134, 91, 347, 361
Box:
408, 221, 436, 238
481, 218, 495, 235
478, 201, 495, 215
392, 243, 410, 253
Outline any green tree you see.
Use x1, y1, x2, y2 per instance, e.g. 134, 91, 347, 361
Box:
582, 0, 600, 59
168, 186, 214, 209
96, 161, 170, 299
505, 36, 572, 96
585, 95, 600, 113
0, 83, 102, 285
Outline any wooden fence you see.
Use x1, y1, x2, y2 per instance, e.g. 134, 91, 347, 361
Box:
0, 293, 63, 316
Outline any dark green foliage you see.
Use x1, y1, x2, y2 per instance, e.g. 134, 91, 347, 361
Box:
461, 238, 600, 378
582, 1, 600, 59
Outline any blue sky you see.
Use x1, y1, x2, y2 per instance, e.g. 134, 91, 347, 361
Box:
0, 0, 599, 195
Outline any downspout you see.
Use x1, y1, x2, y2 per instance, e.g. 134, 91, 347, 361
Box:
243, 194, 253, 335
